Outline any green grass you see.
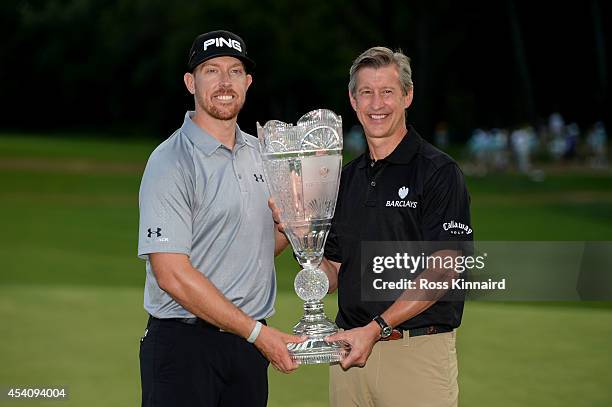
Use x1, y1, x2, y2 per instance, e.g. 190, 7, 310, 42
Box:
0, 133, 156, 162
1, 287, 610, 407
457, 302, 612, 407
0, 286, 143, 407
1, 134, 611, 406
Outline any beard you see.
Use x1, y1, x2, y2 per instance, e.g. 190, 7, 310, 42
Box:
196, 88, 244, 121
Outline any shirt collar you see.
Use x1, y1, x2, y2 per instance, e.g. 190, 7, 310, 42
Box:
235, 125, 257, 150
357, 126, 422, 168
181, 111, 255, 156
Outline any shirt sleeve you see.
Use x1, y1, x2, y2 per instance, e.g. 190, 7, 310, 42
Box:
137, 153, 193, 260
421, 163, 472, 244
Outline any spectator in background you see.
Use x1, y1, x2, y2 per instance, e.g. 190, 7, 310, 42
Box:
511, 125, 537, 174
549, 112, 565, 138
490, 128, 510, 171
587, 121, 608, 168
563, 122, 580, 160
467, 128, 491, 176
548, 112, 566, 161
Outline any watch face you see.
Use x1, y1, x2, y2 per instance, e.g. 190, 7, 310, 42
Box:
382, 326, 393, 338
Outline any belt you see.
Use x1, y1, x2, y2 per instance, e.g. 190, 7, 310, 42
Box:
150, 315, 267, 331
380, 325, 453, 341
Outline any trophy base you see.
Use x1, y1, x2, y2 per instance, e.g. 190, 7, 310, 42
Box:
287, 299, 350, 365
288, 337, 349, 364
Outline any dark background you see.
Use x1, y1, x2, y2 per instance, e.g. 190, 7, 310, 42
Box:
1, 0, 609, 140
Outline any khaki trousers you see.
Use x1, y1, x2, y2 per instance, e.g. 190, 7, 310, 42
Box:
329, 331, 458, 407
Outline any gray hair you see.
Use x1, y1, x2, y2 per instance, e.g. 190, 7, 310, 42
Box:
348, 47, 413, 96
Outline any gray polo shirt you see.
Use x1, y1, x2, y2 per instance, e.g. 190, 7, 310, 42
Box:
138, 111, 276, 320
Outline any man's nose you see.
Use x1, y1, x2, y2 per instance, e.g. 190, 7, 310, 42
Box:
219, 70, 232, 85
371, 92, 385, 109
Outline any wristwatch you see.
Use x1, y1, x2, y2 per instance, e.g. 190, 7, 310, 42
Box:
373, 315, 393, 339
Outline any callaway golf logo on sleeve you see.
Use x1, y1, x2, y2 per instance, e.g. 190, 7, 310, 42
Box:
386, 186, 418, 208
442, 220, 473, 235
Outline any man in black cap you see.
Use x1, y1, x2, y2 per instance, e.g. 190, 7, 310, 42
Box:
138, 30, 302, 407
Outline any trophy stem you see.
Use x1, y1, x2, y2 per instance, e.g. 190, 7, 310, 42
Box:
303, 299, 325, 317
292, 300, 337, 336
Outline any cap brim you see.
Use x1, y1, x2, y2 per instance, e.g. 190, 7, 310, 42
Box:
189, 51, 256, 73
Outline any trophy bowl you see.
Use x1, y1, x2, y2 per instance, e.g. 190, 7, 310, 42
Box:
258, 109, 349, 364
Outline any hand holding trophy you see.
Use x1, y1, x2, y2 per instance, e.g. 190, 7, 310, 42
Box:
258, 109, 349, 364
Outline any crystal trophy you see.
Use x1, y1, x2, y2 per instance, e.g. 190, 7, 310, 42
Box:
257, 109, 349, 364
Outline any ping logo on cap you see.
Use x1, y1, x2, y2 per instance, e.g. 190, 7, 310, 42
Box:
203, 37, 242, 52
188, 30, 255, 72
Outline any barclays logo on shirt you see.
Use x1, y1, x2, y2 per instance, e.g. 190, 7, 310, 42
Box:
386, 186, 418, 208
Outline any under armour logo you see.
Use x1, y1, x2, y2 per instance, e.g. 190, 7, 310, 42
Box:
147, 228, 162, 238
253, 174, 264, 182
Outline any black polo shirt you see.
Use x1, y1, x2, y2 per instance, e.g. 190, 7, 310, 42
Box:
324, 126, 472, 331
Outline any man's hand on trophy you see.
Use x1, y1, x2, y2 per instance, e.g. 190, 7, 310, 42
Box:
325, 322, 380, 369
254, 325, 307, 373
268, 198, 285, 233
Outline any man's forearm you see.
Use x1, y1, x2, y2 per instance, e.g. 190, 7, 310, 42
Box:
320, 257, 340, 293
274, 225, 289, 256
151, 253, 256, 339
380, 249, 459, 328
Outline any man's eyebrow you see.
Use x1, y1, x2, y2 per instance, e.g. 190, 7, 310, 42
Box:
202, 61, 244, 68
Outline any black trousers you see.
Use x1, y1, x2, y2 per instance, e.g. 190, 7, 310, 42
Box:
140, 316, 269, 407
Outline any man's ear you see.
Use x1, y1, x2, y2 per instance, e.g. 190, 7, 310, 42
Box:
246, 74, 253, 91
404, 88, 414, 109
184, 72, 195, 95
349, 90, 357, 112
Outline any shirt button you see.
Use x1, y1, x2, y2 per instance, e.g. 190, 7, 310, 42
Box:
370, 162, 375, 167
238, 174, 242, 180
370, 181, 376, 187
